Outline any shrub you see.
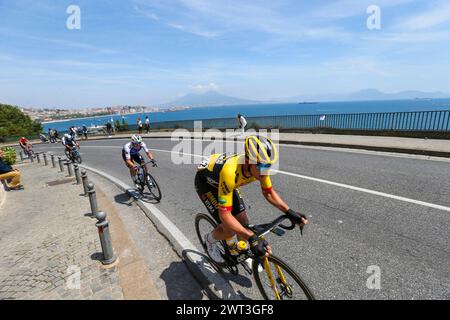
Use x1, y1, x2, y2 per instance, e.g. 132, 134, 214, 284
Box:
1, 147, 16, 165
121, 118, 129, 131
249, 122, 261, 130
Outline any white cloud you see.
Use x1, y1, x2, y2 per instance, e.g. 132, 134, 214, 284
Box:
311, 0, 415, 19
133, 5, 159, 20
167, 23, 219, 38
395, 1, 450, 31
363, 30, 450, 43
134, 0, 351, 41
189, 82, 219, 92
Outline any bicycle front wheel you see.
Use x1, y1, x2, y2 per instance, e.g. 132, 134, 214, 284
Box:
145, 173, 161, 201
253, 255, 315, 300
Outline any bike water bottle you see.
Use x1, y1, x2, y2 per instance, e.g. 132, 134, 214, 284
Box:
237, 241, 249, 252
226, 237, 239, 256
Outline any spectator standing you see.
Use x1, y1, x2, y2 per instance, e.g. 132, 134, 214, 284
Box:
69, 126, 77, 140
138, 118, 143, 134
237, 113, 247, 135
0, 149, 23, 191
82, 125, 88, 140
106, 122, 112, 137
49, 129, 56, 143
145, 116, 150, 134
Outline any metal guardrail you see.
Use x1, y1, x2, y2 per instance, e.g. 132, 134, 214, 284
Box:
139, 110, 450, 132
40, 109, 450, 137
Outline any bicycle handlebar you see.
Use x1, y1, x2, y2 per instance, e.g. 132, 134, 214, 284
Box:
137, 160, 157, 167
247, 214, 299, 238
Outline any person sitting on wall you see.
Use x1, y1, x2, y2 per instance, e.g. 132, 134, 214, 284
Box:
0, 149, 23, 191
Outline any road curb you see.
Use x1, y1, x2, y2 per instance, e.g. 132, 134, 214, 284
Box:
0, 183, 6, 211
79, 164, 242, 300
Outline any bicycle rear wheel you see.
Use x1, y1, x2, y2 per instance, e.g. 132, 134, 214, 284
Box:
253, 255, 315, 300
194, 214, 234, 272
74, 151, 82, 164
145, 172, 161, 201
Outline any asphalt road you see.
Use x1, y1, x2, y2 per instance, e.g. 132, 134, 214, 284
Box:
32, 138, 450, 300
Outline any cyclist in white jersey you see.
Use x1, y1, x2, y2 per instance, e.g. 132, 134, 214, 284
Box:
122, 135, 154, 188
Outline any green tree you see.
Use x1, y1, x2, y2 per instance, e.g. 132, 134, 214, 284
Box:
121, 118, 129, 131
115, 119, 121, 131
0, 104, 43, 142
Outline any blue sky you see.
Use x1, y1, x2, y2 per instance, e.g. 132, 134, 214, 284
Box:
1, 0, 450, 108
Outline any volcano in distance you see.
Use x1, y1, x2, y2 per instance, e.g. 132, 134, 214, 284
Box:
159, 91, 263, 108
160, 89, 450, 108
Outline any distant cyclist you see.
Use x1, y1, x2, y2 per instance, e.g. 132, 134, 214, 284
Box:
62, 133, 80, 160
195, 135, 308, 264
18, 137, 33, 156
122, 135, 155, 189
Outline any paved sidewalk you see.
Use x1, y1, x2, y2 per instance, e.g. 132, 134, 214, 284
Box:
0, 162, 161, 300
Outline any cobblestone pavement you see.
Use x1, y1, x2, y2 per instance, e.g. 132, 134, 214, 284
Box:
0, 163, 124, 300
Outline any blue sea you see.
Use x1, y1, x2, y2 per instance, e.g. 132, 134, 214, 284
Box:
42, 99, 450, 132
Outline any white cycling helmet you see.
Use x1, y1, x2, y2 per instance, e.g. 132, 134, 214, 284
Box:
131, 135, 142, 144
64, 133, 71, 139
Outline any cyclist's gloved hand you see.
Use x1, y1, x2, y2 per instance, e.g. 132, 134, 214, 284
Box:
286, 209, 308, 235
151, 159, 157, 167
248, 235, 269, 258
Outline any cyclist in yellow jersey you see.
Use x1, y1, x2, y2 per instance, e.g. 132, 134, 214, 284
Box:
195, 135, 308, 264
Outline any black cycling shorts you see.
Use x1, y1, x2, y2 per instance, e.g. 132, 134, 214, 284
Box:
122, 149, 143, 165
194, 170, 246, 224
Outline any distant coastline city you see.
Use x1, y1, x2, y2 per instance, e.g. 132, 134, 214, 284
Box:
21, 105, 191, 123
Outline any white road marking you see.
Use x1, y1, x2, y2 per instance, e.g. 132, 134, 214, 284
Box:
275, 169, 450, 212
78, 145, 450, 212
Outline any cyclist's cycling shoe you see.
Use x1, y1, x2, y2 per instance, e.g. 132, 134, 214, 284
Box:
244, 258, 263, 273
205, 233, 225, 264
8, 185, 24, 191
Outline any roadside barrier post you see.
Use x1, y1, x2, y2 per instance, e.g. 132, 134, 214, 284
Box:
81, 170, 89, 195
36, 153, 41, 164
65, 161, 74, 177
51, 154, 56, 168
87, 183, 98, 217
43, 153, 48, 166
58, 157, 64, 172
19, 151, 24, 161
95, 211, 117, 265
74, 164, 81, 185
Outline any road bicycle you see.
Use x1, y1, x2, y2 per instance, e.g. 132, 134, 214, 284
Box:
135, 160, 162, 201
195, 213, 315, 300
65, 146, 82, 163
22, 145, 35, 159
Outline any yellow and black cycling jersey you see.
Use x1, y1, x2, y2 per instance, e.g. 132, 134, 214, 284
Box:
197, 153, 273, 211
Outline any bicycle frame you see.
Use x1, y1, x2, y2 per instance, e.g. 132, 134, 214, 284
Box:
246, 215, 297, 300
135, 160, 157, 186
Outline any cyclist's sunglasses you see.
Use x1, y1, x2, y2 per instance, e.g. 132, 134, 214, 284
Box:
256, 163, 271, 171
